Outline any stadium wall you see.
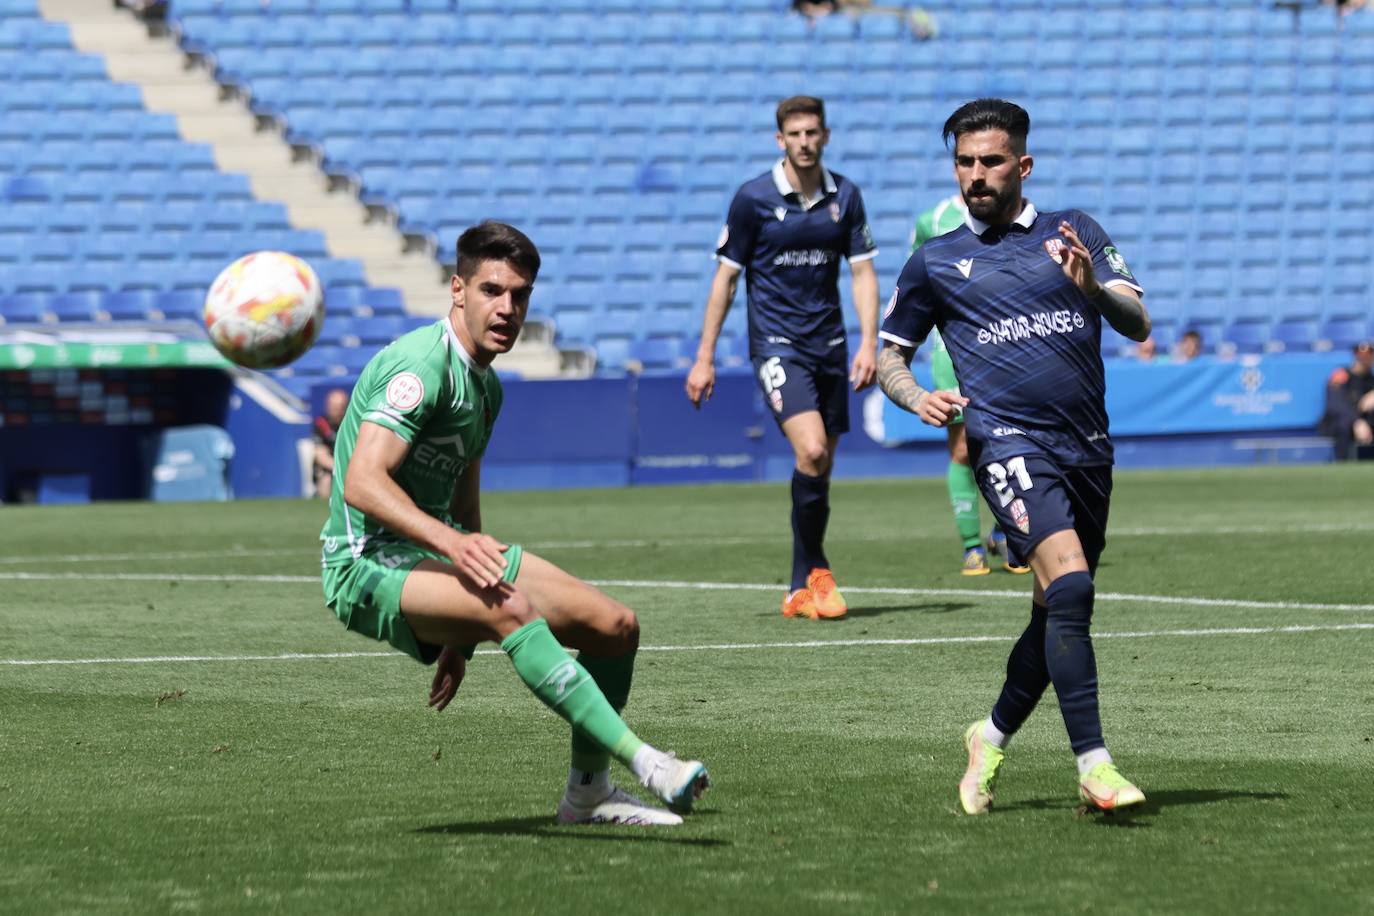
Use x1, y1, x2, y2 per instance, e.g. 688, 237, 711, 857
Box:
310, 352, 1344, 495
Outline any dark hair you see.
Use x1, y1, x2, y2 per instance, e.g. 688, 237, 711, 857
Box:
455, 220, 540, 282
1182, 329, 1202, 341
776, 95, 826, 130
942, 98, 1030, 155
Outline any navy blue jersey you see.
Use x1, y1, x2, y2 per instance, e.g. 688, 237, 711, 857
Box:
716, 161, 878, 362
880, 203, 1143, 467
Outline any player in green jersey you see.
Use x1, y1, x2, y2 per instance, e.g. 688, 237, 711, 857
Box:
910, 195, 1028, 576
319, 221, 709, 827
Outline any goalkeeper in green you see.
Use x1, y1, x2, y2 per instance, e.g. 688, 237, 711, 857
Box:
911, 196, 1029, 575
319, 221, 709, 826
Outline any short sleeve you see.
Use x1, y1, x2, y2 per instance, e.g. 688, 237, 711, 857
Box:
1071, 210, 1144, 295
845, 188, 879, 263
879, 250, 938, 348
357, 349, 445, 444
715, 188, 757, 270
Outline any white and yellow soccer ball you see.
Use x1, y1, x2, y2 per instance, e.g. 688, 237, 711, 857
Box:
203, 251, 324, 369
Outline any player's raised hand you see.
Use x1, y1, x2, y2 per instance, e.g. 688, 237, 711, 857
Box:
1057, 221, 1101, 295
448, 531, 509, 589
428, 646, 467, 712
685, 358, 715, 408
917, 388, 969, 428
849, 346, 877, 391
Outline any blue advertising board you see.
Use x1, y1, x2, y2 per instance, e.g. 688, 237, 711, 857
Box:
877, 354, 1345, 444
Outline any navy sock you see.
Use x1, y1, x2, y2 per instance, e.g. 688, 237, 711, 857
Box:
790, 469, 830, 591
990, 602, 1051, 736
1042, 571, 1104, 755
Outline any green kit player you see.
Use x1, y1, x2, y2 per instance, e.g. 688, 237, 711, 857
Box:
319, 221, 709, 826
911, 195, 1029, 576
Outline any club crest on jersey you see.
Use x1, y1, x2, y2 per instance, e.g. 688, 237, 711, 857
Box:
1010, 498, 1030, 534
1104, 246, 1135, 279
956, 258, 974, 279
828, 202, 841, 222
386, 372, 424, 411
768, 389, 783, 413
1043, 239, 1066, 265
774, 206, 787, 222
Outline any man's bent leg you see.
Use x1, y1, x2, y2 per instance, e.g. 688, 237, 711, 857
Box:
505, 551, 710, 812
401, 560, 641, 769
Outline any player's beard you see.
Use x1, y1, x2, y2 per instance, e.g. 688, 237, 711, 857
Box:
962, 182, 1019, 224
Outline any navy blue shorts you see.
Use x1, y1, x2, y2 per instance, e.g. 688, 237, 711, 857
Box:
751, 355, 849, 435
976, 454, 1112, 574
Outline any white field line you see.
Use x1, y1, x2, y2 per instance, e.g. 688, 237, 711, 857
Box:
3, 622, 1371, 667
1, 520, 1372, 565
2, 571, 1373, 614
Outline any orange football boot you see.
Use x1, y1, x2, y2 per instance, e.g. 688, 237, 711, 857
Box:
806, 568, 848, 619
781, 588, 820, 620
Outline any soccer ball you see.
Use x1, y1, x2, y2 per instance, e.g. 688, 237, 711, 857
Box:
203, 251, 324, 369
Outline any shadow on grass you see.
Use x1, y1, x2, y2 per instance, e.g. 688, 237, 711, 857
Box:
999, 788, 1289, 828
845, 601, 979, 619
754, 601, 978, 620
415, 816, 730, 846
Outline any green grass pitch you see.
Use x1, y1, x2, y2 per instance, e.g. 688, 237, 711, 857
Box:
2, 464, 1372, 914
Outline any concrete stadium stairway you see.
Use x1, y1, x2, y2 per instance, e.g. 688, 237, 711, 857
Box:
35, 0, 563, 378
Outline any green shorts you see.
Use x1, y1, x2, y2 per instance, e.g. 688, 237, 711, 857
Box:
929, 346, 964, 426
321, 538, 525, 664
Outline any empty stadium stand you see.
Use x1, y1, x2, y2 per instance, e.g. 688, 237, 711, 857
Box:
3, 0, 1372, 386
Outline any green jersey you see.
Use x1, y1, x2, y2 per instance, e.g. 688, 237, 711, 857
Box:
320, 317, 503, 567
911, 195, 969, 392
910, 194, 968, 251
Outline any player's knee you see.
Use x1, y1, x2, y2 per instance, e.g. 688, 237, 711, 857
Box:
1044, 571, 1094, 621
797, 441, 831, 475
491, 590, 537, 632
606, 606, 640, 653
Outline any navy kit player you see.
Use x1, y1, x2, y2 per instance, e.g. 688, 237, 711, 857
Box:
686, 95, 880, 621
876, 100, 1152, 814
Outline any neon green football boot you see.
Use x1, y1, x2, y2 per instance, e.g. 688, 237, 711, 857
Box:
1078, 762, 1146, 812
958, 720, 1005, 815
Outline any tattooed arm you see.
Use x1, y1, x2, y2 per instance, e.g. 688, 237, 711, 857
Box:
877, 342, 969, 428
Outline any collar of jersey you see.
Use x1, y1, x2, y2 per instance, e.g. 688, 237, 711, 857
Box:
443, 314, 487, 377
966, 200, 1038, 237
771, 159, 837, 209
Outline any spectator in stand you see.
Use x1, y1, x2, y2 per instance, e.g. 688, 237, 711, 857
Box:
313, 387, 350, 498
1173, 329, 1203, 363
1134, 336, 1163, 363
1321, 341, 1374, 461
791, 0, 937, 38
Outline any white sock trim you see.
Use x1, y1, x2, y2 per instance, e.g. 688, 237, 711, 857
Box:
982, 718, 1010, 749
565, 767, 612, 801
1076, 747, 1113, 776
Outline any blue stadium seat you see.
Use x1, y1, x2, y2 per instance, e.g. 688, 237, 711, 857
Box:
49, 291, 101, 322
156, 289, 204, 321
1271, 317, 1319, 354
1222, 319, 1272, 355
0, 291, 50, 323
630, 336, 690, 375
593, 335, 632, 373
101, 289, 157, 321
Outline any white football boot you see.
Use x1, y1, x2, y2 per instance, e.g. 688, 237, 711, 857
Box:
556, 784, 684, 826
640, 753, 711, 813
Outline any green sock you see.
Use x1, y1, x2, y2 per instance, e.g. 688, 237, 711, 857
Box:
570, 650, 637, 774
948, 459, 982, 549
502, 619, 644, 768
